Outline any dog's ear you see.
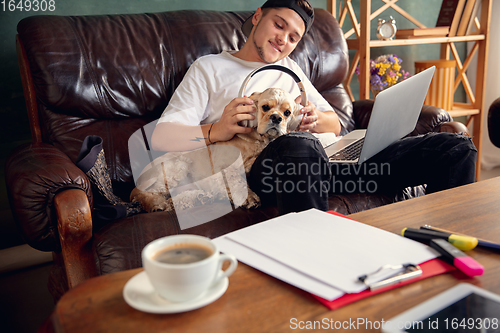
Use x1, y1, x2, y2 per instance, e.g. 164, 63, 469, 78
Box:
248, 91, 261, 105
286, 102, 304, 132
239, 92, 261, 128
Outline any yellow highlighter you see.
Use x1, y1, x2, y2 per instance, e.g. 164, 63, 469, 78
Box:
401, 228, 478, 251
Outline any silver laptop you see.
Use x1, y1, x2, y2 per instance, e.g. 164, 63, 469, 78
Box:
325, 66, 436, 165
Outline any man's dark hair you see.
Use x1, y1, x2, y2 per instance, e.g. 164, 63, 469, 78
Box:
296, 0, 313, 18
242, 0, 315, 37
262, 0, 313, 19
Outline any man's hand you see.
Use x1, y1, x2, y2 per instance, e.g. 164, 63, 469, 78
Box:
299, 101, 320, 132
295, 96, 319, 132
210, 96, 256, 143
295, 96, 341, 135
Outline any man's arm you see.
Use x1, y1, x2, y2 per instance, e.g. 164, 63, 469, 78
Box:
151, 122, 212, 152
151, 96, 257, 152
312, 110, 341, 135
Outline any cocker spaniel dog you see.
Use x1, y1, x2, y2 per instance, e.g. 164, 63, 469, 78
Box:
130, 88, 303, 213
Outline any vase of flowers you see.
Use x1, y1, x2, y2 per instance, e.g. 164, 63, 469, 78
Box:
357, 54, 411, 98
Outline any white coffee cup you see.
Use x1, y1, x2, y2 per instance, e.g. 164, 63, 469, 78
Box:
142, 234, 237, 303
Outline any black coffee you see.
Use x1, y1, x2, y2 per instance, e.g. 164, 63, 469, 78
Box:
153, 244, 212, 264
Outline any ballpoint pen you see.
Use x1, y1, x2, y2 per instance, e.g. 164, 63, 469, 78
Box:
421, 225, 500, 252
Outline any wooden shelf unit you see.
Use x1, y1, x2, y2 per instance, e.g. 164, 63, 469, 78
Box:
331, 0, 492, 178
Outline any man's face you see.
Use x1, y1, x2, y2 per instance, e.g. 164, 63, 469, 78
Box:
250, 7, 306, 64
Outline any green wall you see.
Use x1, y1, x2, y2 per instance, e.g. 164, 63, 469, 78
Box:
0, 0, 458, 249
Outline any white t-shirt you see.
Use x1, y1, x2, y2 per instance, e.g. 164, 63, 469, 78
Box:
157, 51, 333, 125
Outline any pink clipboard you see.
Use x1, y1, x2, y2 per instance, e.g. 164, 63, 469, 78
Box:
314, 211, 456, 310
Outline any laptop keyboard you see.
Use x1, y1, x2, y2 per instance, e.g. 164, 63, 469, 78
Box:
329, 138, 365, 162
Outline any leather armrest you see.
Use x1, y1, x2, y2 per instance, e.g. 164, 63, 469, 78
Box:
352, 99, 376, 128
488, 97, 500, 147
352, 99, 469, 136
55, 189, 97, 288
320, 84, 356, 136
5, 143, 92, 252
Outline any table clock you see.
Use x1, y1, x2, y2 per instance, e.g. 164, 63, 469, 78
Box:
377, 16, 397, 41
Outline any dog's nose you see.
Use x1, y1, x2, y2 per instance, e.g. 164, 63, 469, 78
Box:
270, 114, 282, 124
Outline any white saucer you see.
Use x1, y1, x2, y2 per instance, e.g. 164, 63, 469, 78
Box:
123, 271, 228, 314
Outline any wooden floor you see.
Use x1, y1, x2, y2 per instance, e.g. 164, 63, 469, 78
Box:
1, 167, 499, 333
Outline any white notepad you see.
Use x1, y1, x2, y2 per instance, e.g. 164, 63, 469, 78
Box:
213, 209, 438, 300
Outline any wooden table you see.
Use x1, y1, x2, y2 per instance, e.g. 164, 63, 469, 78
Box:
48, 178, 500, 332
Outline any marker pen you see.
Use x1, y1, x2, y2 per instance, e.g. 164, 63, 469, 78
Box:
401, 228, 478, 251
430, 239, 484, 277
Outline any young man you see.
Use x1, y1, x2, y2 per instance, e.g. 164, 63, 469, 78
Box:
152, 0, 337, 151
152, 0, 477, 215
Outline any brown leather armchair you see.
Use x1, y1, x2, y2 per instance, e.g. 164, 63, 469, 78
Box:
6, 9, 468, 300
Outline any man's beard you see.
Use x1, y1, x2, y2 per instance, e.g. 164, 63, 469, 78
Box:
252, 21, 273, 64
254, 42, 273, 64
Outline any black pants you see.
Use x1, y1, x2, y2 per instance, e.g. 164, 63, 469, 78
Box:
248, 131, 477, 215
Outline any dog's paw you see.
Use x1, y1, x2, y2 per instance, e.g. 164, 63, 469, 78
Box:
240, 189, 261, 209
170, 190, 214, 211
131, 192, 171, 213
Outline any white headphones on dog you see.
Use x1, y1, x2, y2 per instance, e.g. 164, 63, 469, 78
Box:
238, 65, 307, 129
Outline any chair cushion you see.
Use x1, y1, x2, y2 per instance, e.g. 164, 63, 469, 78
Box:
92, 193, 399, 275
93, 204, 279, 274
